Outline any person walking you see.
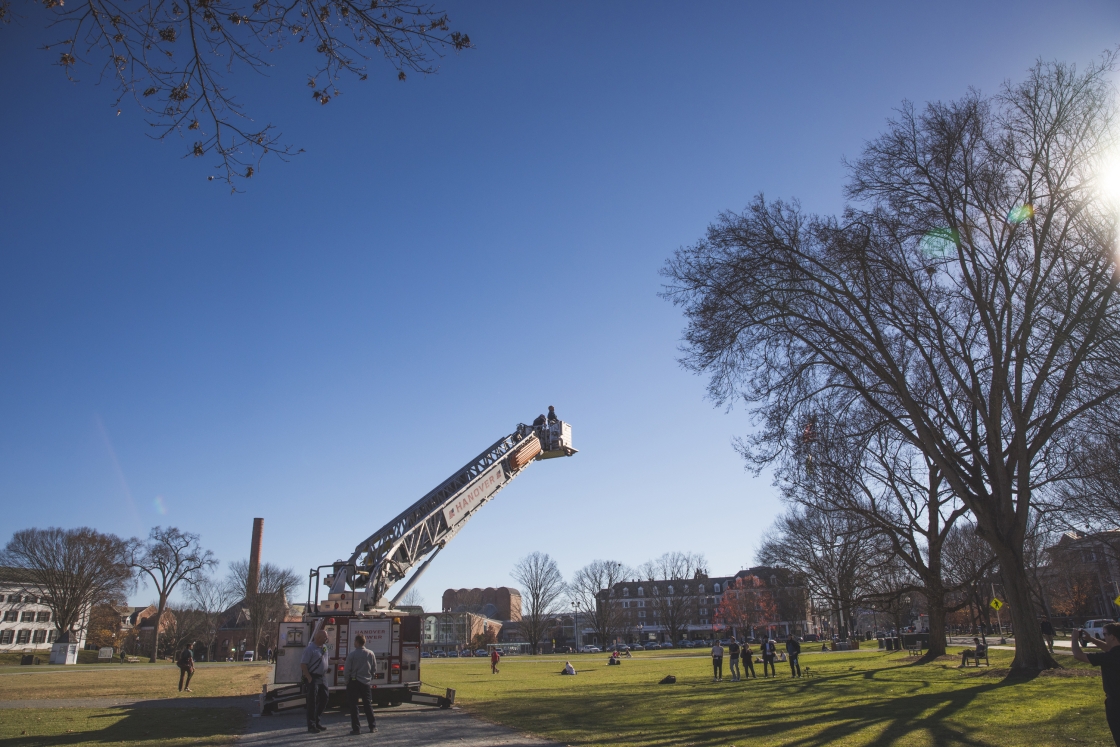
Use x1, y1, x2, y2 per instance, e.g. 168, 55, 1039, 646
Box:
266, 647, 274, 664
727, 639, 742, 682
177, 642, 195, 693
1073, 624, 1120, 746
490, 647, 501, 674
741, 640, 756, 679
344, 634, 377, 735
786, 634, 802, 677
301, 628, 331, 734
711, 640, 724, 682
1041, 618, 1056, 654
761, 636, 777, 678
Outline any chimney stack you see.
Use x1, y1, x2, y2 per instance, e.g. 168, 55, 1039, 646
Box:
248, 518, 264, 598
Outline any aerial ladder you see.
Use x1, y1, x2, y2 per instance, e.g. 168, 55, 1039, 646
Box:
262, 417, 576, 714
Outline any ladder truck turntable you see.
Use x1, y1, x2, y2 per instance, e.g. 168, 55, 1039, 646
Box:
262, 417, 576, 715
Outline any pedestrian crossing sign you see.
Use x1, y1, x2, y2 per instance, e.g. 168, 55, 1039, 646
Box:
989, 598, 1003, 611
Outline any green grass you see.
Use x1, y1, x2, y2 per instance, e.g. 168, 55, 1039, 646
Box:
0, 663, 271, 701
0, 708, 244, 747
420, 647, 1114, 746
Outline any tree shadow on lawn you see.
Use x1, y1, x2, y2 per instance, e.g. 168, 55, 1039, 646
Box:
483, 672, 1030, 747
0, 703, 247, 747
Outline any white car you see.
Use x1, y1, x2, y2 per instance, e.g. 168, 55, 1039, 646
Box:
579, 646, 601, 653
1084, 619, 1115, 641
243, 651, 256, 661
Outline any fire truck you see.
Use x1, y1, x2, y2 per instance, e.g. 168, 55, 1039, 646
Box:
261, 417, 576, 715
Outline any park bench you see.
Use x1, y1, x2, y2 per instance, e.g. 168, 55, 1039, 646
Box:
906, 644, 924, 657
126, 656, 142, 663
963, 645, 989, 667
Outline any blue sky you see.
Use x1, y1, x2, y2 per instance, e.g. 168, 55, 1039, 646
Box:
1, 1, 1117, 609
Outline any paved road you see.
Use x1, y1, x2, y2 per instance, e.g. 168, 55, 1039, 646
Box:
0, 695, 259, 710
241, 704, 561, 747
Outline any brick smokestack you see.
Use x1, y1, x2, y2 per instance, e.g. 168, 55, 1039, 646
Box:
248, 518, 264, 598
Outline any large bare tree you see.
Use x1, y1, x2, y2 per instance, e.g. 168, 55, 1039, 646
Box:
569, 559, 631, 650
129, 526, 217, 662
638, 551, 706, 645
664, 55, 1120, 670
5, 0, 470, 186
2, 527, 135, 642
511, 552, 565, 655
226, 559, 300, 656
188, 573, 236, 662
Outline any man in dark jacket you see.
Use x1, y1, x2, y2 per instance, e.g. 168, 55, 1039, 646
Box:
1074, 623, 1120, 746
786, 635, 802, 677
727, 639, 741, 681
344, 634, 378, 734
177, 642, 195, 693
761, 636, 777, 677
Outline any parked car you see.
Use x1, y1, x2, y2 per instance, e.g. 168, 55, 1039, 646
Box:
420, 651, 432, 658
612, 645, 631, 652
1085, 619, 1116, 640
579, 645, 601, 653
803, 634, 820, 642
645, 642, 661, 650
448, 651, 459, 658
434, 651, 448, 658
460, 650, 472, 657
475, 649, 488, 657
554, 645, 574, 654
660, 642, 673, 649
628, 643, 644, 651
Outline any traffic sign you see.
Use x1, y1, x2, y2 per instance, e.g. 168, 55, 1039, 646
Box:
989, 598, 1003, 611
1113, 594, 1120, 608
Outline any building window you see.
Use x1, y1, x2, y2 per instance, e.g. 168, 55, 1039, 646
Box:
638, 611, 646, 619
8, 595, 20, 604
3, 611, 16, 623
714, 583, 721, 593
637, 587, 644, 597
770, 575, 778, 587
32, 630, 46, 644
622, 588, 629, 597
0, 630, 11, 644
47, 629, 57, 643
16, 630, 31, 644
668, 586, 674, 596
621, 601, 629, 609
21, 612, 35, 623
637, 600, 645, 608
37, 612, 50, 623
698, 584, 705, 594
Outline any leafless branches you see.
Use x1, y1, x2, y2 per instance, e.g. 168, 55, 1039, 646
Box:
663, 53, 1120, 670
1, 527, 135, 640
30, 0, 470, 187
569, 559, 631, 652
511, 551, 565, 655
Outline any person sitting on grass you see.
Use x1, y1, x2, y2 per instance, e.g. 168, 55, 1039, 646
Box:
608, 651, 621, 666
561, 661, 576, 675
959, 637, 987, 667
1072, 623, 1120, 746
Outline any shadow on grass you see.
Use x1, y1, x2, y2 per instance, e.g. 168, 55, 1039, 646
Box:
0, 702, 247, 746
481, 670, 1023, 747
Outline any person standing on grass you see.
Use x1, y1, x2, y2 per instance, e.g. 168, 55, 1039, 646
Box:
741, 640, 756, 679
727, 639, 741, 681
344, 634, 377, 735
177, 642, 195, 693
786, 635, 801, 678
761, 636, 776, 678
1073, 624, 1120, 746
490, 647, 501, 674
301, 628, 331, 734
711, 640, 724, 681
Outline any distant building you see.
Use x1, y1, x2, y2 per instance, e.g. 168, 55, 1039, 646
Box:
442, 587, 522, 622
0, 568, 89, 651
421, 611, 503, 653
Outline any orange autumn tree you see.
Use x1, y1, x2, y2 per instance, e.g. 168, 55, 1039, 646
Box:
715, 576, 777, 638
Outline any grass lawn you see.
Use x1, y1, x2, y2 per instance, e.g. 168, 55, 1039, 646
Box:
421, 646, 1114, 746
0, 708, 245, 747
0, 663, 270, 701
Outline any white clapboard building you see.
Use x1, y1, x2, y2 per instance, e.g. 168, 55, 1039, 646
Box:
0, 568, 88, 653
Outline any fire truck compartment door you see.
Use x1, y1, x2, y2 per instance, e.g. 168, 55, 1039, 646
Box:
274, 622, 311, 684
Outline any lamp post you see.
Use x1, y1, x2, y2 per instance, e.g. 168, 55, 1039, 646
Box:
573, 602, 581, 651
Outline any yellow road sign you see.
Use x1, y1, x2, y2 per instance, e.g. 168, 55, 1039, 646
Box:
1113, 594, 1120, 608
989, 598, 1003, 611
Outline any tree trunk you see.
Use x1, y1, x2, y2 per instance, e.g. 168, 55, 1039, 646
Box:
922, 581, 948, 659
990, 544, 1059, 670
149, 606, 164, 663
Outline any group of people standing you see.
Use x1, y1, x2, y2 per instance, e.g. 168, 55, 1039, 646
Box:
711, 635, 802, 681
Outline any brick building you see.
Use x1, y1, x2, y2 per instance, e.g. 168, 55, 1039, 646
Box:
597, 566, 811, 645
442, 587, 522, 622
